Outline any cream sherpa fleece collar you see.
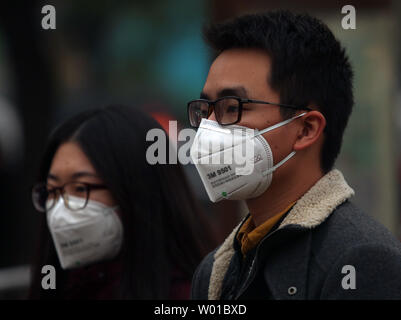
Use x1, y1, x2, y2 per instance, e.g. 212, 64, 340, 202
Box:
208, 169, 354, 300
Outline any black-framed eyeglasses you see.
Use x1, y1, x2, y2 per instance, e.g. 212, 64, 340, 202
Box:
187, 96, 312, 128
32, 181, 108, 212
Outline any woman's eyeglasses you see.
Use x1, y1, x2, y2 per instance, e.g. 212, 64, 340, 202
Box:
32, 182, 107, 212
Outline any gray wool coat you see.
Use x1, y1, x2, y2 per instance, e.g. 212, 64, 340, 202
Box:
191, 169, 401, 300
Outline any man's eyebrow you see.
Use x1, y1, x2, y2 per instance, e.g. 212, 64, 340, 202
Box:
199, 87, 249, 101
217, 87, 248, 99
200, 91, 210, 99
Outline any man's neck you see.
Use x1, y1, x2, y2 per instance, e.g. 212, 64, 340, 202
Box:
246, 167, 324, 227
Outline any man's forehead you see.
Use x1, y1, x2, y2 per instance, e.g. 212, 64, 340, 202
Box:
203, 48, 272, 98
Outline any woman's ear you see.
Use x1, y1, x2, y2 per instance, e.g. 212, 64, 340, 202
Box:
293, 110, 326, 151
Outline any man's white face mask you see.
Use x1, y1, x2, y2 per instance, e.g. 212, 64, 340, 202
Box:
46, 196, 123, 270
190, 113, 306, 202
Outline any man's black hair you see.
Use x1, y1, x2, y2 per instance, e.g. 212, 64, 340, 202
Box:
204, 10, 354, 173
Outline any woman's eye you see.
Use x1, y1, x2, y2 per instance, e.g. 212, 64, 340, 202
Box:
47, 190, 56, 199
74, 186, 86, 193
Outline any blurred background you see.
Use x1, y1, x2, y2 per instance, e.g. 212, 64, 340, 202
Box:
0, 0, 400, 298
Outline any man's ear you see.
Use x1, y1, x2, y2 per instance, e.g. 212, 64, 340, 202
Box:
293, 111, 326, 151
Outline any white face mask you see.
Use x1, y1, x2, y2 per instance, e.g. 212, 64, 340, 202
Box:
46, 196, 123, 270
190, 113, 306, 202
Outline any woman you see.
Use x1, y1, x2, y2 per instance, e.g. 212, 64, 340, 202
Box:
29, 105, 214, 299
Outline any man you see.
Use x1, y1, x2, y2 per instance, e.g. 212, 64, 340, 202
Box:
189, 11, 401, 299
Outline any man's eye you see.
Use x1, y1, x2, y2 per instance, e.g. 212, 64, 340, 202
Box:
226, 106, 239, 113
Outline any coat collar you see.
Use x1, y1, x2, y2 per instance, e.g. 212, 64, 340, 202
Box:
208, 169, 354, 300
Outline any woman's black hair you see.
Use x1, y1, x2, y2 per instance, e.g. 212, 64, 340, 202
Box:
29, 105, 215, 299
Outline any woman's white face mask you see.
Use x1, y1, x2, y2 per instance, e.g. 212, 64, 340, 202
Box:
46, 196, 123, 270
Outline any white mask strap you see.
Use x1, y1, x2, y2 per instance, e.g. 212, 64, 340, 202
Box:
257, 112, 307, 136
263, 151, 296, 176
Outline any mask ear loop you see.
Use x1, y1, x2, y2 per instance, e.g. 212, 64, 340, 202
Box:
256, 112, 307, 137
256, 112, 307, 176
262, 151, 296, 176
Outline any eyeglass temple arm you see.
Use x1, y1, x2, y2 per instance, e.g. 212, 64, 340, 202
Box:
242, 98, 312, 111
